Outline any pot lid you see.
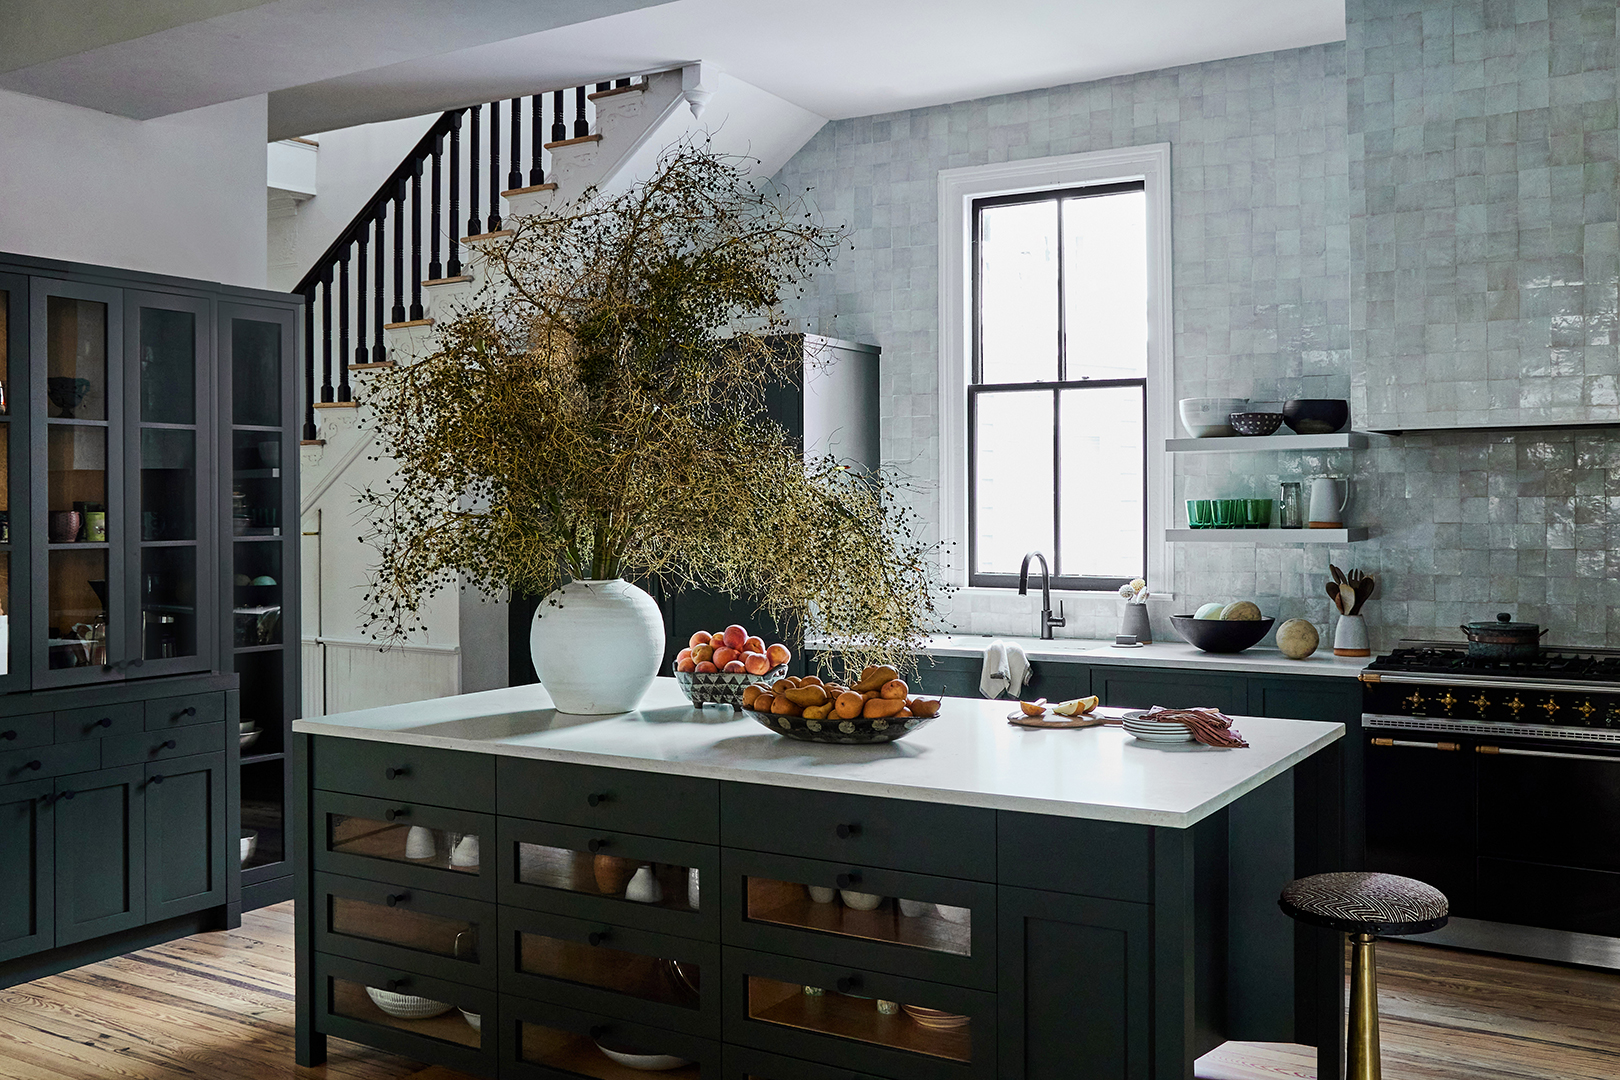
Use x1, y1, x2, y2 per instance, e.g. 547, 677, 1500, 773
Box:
1463, 612, 1539, 632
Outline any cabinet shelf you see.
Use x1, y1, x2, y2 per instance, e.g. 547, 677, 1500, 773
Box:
1165, 431, 1392, 453
235, 644, 284, 655
47, 542, 108, 551
1165, 527, 1367, 544
45, 417, 109, 427
234, 468, 281, 479
240, 751, 285, 765
233, 424, 282, 434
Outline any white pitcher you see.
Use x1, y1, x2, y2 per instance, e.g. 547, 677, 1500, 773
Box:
1308, 477, 1350, 527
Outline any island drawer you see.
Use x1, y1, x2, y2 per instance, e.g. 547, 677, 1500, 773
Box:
500, 993, 723, 1079
723, 946, 995, 1080
314, 871, 497, 989
102, 722, 225, 767
497, 757, 719, 843
54, 703, 144, 743
314, 790, 497, 901
0, 741, 99, 785
726, 1045, 899, 1080
314, 737, 495, 812
997, 811, 1153, 903
721, 849, 996, 991
498, 906, 721, 1037
145, 693, 225, 731
497, 817, 719, 941
721, 784, 995, 883
314, 952, 496, 1078
0, 714, 53, 751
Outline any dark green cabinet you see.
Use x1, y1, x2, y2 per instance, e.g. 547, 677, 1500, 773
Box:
0, 777, 54, 962
1091, 667, 1247, 714
54, 763, 146, 946
146, 751, 227, 920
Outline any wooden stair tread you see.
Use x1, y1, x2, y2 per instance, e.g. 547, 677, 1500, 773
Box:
501, 183, 557, 197
587, 82, 646, 101
422, 275, 473, 287
350, 362, 396, 370
383, 318, 434, 330
543, 134, 602, 151
312, 401, 358, 410
299, 439, 327, 446
463, 229, 514, 243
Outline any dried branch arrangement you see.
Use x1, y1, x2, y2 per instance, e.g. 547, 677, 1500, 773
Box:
355, 142, 951, 673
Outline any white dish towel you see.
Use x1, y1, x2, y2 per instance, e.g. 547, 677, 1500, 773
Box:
979, 640, 1009, 698
1003, 641, 1030, 697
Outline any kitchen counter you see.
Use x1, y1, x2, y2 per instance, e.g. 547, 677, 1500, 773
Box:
293, 676, 1342, 828
908, 633, 1373, 678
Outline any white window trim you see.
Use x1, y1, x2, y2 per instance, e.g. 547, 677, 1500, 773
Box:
937, 144, 1173, 594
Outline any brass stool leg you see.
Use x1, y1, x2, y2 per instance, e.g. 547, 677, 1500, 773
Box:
1347, 932, 1381, 1080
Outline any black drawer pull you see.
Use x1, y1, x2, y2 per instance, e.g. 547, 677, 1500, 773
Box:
835, 974, 862, 994
59, 790, 75, 801
0, 730, 15, 741
384, 806, 409, 822
587, 792, 611, 807
835, 871, 861, 888
586, 837, 610, 853
587, 930, 611, 946
589, 1024, 611, 1041
385, 765, 410, 780
149, 775, 165, 786
835, 822, 862, 839
94, 717, 113, 729
128, 659, 144, 669
178, 707, 197, 718
24, 760, 41, 772
384, 977, 410, 992
386, 892, 410, 907
160, 739, 177, 750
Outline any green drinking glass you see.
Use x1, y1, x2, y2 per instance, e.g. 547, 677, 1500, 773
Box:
1213, 499, 1244, 528
1186, 499, 1215, 529
1243, 498, 1274, 529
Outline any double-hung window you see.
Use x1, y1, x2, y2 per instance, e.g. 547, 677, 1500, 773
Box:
968, 182, 1149, 590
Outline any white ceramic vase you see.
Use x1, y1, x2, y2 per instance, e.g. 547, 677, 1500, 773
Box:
625, 865, 663, 904
530, 579, 665, 714
1334, 613, 1370, 657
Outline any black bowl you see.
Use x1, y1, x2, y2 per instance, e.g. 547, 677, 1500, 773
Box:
1229, 411, 1283, 436
1170, 615, 1275, 654
1281, 399, 1349, 435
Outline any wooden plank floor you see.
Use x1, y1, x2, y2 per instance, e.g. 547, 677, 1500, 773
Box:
2, 907, 1618, 1079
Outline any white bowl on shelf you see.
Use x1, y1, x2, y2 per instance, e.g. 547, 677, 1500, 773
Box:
365, 986, 453, 1019
239, 830, 258, 866
1178, 397, 1250, 438
459, 1009, 482, 1032
594, 1040, 692, 1071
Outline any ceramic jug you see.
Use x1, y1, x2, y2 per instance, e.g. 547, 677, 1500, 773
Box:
1308, 477, 1350, 527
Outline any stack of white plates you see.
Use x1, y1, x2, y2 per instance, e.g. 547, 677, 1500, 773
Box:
1121, 711, 1195, 743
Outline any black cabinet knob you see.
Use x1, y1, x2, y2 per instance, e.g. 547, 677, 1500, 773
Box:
384, 977, 410, 992
835, 822, 861, 839
587, 792, 611, 807
179, 707, 197, 718
24, 760, 41, 772
150, 775, 165, 786
0, 730, 15, 741
586, 837, 610, 853
384, 806, 409, 821
128, 659, 144, 669
589, 1024, 611, 1041
161, 739, 177, 750
587, 930, 611, 946
835, 871, 861, 888
59, 790, 75, 801
386, 892, 409, 907
835, 974, 862, 994
94, 717, 113, 729
385, 766, 410, 780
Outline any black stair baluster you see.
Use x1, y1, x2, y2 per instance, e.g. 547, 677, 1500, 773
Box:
508, 97, 522, 190
372, 204, 387, 362
302, 286, 317, 440
320, 268, 334, 403
391, 178, 406, 324
409, 159, 424, 320
447, 112, 463, 276
574, 85, 589, 138
531, 95, 544, 184
337, 247, 352, 402
355, 227, 369, 367
551, 89, 566, 143
467, 104, 482, 237
487, 99, 502, 231
428, 134, 443, 280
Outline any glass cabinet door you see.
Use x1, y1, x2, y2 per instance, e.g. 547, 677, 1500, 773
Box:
32, 280, 123, 685
0, 275, 25, 689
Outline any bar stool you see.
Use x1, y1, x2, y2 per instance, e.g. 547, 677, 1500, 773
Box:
1278, 871, 1448, 1080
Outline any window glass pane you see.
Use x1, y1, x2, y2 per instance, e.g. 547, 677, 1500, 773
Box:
142, 546, 198, 660
141, 428, 196, 540
139, 308, 196, 423
1062, 190, 1147, 378
48, 549, 107, 669
973, 390, 1052, 575
232, 319, 282, 427
978, 201, 1057, 383
0, 288, 10, 414
46, 297, 107, 420
1059, 387, 1144, 579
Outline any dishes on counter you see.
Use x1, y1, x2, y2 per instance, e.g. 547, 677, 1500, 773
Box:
1121, 710, 1197, 743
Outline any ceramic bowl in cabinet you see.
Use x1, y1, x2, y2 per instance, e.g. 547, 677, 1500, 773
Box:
1178, 397, 1249, 438
365, 986, 453, 1019
594, 1038, 692, 1071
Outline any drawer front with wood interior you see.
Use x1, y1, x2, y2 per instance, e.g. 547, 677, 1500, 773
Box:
721, 849, 995, 991
497, 816, 719, 941
315, 870, 497, 989
721, 784, 996, 883
722, 946, 996, 1080
144, 692, 226, 731
496, 756, 720, 843
725, 1044, 898, 1080
53, 703, 144, 743
314, 951, 497, 1078
499, 906, 721, 1037
313, 789, 497, 901
499, 993, 722, 1080
102, 721, 225, 767
313, 736, 496, 813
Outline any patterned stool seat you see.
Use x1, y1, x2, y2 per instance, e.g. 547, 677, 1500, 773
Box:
1279, 871, 1449, 936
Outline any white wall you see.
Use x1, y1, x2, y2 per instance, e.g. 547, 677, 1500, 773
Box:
0, 88, 268, 288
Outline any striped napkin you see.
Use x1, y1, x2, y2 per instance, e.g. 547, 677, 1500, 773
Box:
1140, 706, 1250, 748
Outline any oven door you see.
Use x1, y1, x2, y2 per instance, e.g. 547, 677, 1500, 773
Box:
1364, 732, 1477, 915
1476, 742, 1620, 937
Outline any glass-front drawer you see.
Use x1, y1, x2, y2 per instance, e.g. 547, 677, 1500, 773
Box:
725, 1045, 894, 1080
722, 850, 995, 990
500, 907, 720, 1036
315, 871, 496, 987
500, 995, 721, 1080
723, 947, 994, 1080
315, 789, 496, 901
315, 952, 496, 1078
497, 817, 719, 940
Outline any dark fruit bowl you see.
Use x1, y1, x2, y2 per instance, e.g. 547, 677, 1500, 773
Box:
747, 707, 939, 744
1229, 411, 1283, 436
1282, 399, 1350, 435
1170, 615, 1275, 654
673, 663, 787, 707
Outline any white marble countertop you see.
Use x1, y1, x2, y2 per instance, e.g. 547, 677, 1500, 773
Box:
294, 678, 1343, 829
904, 635, 1373, 679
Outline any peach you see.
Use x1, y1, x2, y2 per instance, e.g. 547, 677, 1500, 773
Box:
742, 652, 771, 675
744, 635, 765, 654
714, 646, 740, 667
689, 631, 711, 649
693, 644, 715, 663
710, 632, 726, 648
724, 624, 749, 650
676, 657, 696, 672
765, 643, 791, 666
723, 660, 747, 673
676, 647, 693, 663
694, 660, 718, 673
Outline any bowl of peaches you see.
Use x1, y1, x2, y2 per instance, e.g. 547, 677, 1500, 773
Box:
743, 665, 942, 744
672, 623, 791, 707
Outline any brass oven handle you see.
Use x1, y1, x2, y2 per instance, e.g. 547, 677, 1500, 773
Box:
1369, 738, 1460, 751
1476, 745, 1620, 762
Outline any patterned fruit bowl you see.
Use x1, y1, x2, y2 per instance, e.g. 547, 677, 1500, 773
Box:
673, 663, 788, 708
742, 667, 942, 744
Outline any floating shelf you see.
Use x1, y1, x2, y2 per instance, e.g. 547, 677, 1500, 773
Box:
1165, 431, 1392, 453
1166, 528, 1367, 544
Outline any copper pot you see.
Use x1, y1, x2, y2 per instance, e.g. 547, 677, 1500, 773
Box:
1459, 613, 1548, 661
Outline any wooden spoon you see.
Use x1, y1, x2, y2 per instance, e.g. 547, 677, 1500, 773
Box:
1326, 581, 1345, 614
1350, 576, 1376, 615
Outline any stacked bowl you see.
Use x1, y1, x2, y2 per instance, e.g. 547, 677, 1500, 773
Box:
1121, 711, 1195, 743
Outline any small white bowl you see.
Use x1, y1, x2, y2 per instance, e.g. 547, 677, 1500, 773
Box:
365, 986, 453, 1020
595, 1040, 691, 1071
459, 1009, 482, 1032
239, 830, 258, 866
1178, 397, 1250, 438
839, 889, 884, 911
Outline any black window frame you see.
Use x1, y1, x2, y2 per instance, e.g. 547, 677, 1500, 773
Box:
967, 181, 1149, 593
